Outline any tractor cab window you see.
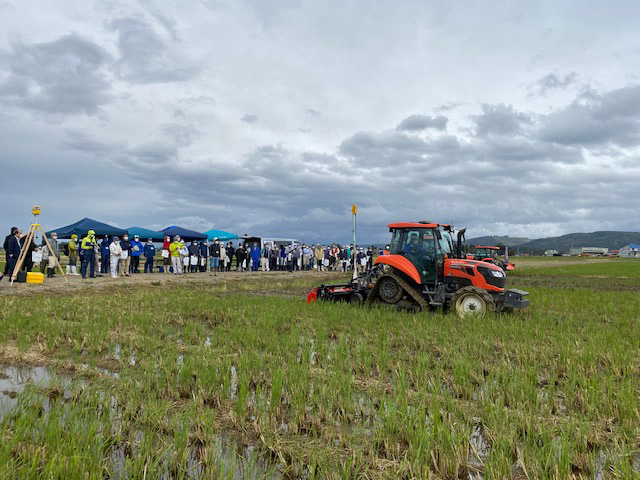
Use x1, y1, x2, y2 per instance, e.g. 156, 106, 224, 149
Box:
438, 229, 453, 256
397, 228, 437, 283
399, 229, 435, 257
389, 229, 402, 254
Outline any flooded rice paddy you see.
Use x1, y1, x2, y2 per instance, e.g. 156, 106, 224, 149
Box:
1, 259, 640, 478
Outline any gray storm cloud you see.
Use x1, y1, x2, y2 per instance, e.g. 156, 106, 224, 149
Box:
1, 1, 640, 243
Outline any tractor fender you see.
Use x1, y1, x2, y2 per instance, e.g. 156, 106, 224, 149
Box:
374, 255, 422, 285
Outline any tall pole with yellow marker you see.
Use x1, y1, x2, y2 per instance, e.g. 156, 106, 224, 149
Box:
352, 204, 357, 280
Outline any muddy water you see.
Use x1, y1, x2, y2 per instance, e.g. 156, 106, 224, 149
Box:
1, 364, 280, 479
467, 419, 489, 479
108, 431, 281, 480
0, 364, 71, 419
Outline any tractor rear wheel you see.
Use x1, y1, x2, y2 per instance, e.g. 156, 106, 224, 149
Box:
451, 286, 495, 318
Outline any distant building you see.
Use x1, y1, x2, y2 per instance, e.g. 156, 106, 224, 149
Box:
544, 249, 559, 256
619, 244, 640, 258
569, 247, 608, 256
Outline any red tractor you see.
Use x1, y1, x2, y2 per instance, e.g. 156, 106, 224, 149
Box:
308, 221, 528, 318
470, 245, 515, 271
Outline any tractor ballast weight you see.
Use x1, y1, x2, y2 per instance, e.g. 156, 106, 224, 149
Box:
308, 221, 528, 318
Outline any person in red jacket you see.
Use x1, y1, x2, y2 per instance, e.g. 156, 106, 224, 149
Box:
162, 236, 171, 273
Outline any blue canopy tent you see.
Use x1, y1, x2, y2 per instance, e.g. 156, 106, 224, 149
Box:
162, 226, 207, 242
127, 227, 166, 242
203, 229, 238, 241
46, 218, 127, 239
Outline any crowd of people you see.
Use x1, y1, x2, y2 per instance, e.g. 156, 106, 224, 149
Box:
2, 226, 382, 281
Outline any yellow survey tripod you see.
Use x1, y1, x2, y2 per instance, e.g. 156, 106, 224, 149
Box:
9, 206, 67, 285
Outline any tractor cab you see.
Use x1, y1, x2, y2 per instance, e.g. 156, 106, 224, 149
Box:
474, 246, 500, 262
385, 222, 454, 285
472, 245, 516, 271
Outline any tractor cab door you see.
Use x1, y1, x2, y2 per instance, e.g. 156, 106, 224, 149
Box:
392, 228, 437, 285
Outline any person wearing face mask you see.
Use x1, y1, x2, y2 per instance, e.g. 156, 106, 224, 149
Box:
209, 237, 221, 275
219, 242, 226, 274
235, 243, 246, 272
80, 230, 98, 279
143, 238, 156, 273
169, 235, 185, 274
250, 243, 260, 272
66, 234, 80, 275
225, 242, 234, 271
46, 232, 60, 277
109, 236, 122, 278
162, 235, 171, 273
119, 234, 131, 277
187, 240, 199, 273
100, 236, 110, 274
130, 235, 143, 273
260, 243, 270, 272
199, 241, 208, 273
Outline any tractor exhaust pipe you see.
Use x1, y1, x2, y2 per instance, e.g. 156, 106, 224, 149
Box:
456, 228, 466, 259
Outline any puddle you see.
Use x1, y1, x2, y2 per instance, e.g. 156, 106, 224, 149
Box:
1, 365, 279, 479
309, 339, 316, 366
0, 364, 71, 419
109, 433, 281, 479
230, 366, 238, 399
593, 449, 606, 480
467, 418, 489, 479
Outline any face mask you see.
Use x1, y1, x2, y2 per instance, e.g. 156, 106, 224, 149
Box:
123, 236, 128, 241
148, 240, 152, 244
215, 241, 218, 244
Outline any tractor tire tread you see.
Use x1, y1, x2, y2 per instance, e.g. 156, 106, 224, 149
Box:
451, 286, 496, 317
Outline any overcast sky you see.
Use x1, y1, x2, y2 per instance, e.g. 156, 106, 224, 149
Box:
1, 1, 639, 244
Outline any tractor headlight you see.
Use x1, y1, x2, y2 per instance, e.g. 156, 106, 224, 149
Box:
490, 270, 505, 278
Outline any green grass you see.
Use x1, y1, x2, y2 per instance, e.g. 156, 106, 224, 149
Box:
1, 262, 640, 478
513, 258, 640, 277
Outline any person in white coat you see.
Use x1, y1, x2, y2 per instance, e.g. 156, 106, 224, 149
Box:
109, 236, 123, 278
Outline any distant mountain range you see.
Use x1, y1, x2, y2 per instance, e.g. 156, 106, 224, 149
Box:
466, 235, 530, 247
467, 231, 640, 253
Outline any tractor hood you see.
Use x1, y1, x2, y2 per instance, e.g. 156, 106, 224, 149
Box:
445, 258, 506, 289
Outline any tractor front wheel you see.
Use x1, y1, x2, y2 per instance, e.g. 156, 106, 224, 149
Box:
451, 286, 495, 318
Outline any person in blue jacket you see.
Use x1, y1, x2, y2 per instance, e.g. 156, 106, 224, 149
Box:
143, 238, 156, 273
2, 227, 21, 281
100, 236, 110, 274
250, 244, 260, 271
130, 235, 143, 273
